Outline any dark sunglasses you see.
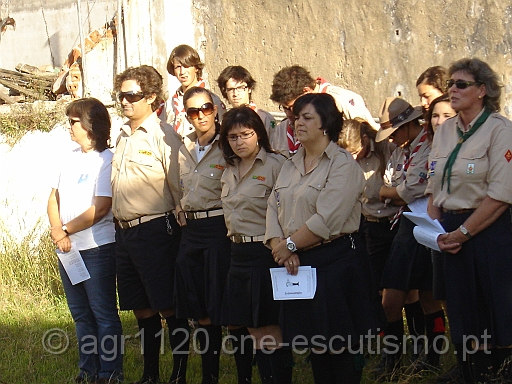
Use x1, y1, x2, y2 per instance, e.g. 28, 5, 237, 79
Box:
186, 102, 214, 119
446, 79, 482, 89
68, 118, 80, 126
116, 91, 145, 103
279, 104, 293, 112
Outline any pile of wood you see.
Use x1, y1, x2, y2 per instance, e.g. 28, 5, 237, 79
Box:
0, 65, 57, 104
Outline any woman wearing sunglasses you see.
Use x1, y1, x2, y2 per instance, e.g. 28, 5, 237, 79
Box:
426, 58, 512, 383
47, 98, 123, 383
218, 106, 291, 384
173, 87, 231, 384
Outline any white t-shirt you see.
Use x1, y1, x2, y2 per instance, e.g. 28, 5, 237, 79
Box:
52, 148, 115, 250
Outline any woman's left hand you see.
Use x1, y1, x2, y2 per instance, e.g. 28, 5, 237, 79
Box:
50, 226, 67, 244
437, 231, 465, 254
56, 236, 71, 253
284, 253, 300, 275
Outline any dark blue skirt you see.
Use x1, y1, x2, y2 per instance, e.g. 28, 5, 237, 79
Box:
279, 234, 384, 351
440, 209, 512, 346
380, 215, 433, 291
221, 242, 281, 328
174, 215, 231, 325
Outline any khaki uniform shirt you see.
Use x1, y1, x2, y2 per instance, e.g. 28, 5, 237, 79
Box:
179, 133, 226, 211
358, 140, 399, 218
255, 108, 288, 156
221, 149, 285, 237
426, 111, 512, 209
265, 141, 364, 242
111, 113, 182, 221
384, 128, 431, 205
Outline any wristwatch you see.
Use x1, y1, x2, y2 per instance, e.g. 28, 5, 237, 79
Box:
459, 225, 472, 239
286, 237, 297, 252
62, 225, 69, 235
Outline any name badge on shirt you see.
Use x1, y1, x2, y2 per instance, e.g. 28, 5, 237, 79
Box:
252, 175, 266, 181
138, 150, 153, 156
467, 163, 475, 174
428, 161, 437, 177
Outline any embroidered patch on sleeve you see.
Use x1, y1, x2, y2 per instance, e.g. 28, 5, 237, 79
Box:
505, 150, 512, 163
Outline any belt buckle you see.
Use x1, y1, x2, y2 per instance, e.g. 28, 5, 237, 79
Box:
232, 234, 243, 243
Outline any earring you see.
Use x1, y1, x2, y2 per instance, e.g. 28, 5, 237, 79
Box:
478, 95, 483, 99
323, 130, 327, 136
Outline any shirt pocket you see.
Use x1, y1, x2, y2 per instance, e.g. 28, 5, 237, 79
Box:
129, 153, 158, 167
221, 184, 230, 198
241, 183, 268, 198
458, 147, 488, 182
305, 179, 326, 209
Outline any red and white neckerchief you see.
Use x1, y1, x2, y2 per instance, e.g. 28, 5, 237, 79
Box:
316, 77, 331, 93
248, 101, 258, 111
286, 120, 301, 155
172, 79, 206, 132
390, 129, 428, 229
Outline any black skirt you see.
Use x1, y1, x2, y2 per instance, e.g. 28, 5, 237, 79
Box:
221, 241, 281, 328
441, 209, 512, 346
380, 215, 433, 291
280, 233, 383, 351
174, 215, 231, 325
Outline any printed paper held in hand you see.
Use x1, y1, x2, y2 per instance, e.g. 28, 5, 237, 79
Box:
403, 212, 446, 251
56, 243, 90, 285
270, 266, 317, 300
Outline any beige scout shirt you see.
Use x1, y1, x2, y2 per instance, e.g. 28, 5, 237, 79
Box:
179, 132, 226, 211
384, 128, 431, 205
271, 119, 291, 157
326, 85, 379, 130
111, 113, 182, 222
358, 140, 399, 218
221, 149, 285, 237
265, 141, 364, 242
426, 111, 512, 210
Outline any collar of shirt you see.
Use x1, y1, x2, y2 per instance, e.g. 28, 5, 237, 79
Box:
407, 127, 428, 151
456, 107, 486, 133
120, 112, 160, 136
233, 147, 267, 180
291, 141, 339, 172
184, 132, 220, 162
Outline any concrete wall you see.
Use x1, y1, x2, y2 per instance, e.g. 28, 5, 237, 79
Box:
1, 0, 512, 118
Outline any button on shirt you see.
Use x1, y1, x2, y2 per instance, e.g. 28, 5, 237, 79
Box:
111, 113, 182, 221
179, 133, 226, 211
265, 141, 365, 242
384, 128, 430, 205
426, 111, 512, 210
221, 149, 285, 237
359, 140, 399, 218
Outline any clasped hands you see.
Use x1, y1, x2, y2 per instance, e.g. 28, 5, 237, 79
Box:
271, 237, 300, 275
50, 226, 71, 252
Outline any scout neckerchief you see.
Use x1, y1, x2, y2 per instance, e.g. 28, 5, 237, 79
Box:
390, 128, 428, 229
172, 79, 206, 133
316, 77, 331, 93
441, 108, 491, 194
248, 101, 258, 111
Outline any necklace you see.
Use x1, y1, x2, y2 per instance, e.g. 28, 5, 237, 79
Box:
305, 154, 322, 169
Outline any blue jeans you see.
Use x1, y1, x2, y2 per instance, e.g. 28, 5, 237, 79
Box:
59, 243, 123, 381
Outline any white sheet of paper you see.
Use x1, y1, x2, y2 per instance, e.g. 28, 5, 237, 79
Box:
56, 243, 90, 285
270, 266, 317, 300
403, 212, 446, 251
407, 197, 429, 213
403, 211, 445, 233
412, 226, 443, 251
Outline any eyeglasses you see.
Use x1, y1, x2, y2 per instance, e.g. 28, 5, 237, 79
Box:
279, 104, 293, 112
446, 79, 482, 89
68, 118, 80, 126
186, 102, 215, 119
227, 130, 256, 141
116, 91, 145, 103
226, 85, 248, 94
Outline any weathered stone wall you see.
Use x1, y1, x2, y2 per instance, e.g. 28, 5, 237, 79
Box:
197, 0, 512, 118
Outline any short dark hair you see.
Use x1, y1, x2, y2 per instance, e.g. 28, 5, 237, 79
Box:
66, 98, 111, 152
270, 65, 316, 105
448, 58, 502, 112
167, 44, 204, 79
292, 93, 343, 142
216, 66, 256, 100
416, 66, 448, 94
219, 106, 274, 166
114, 65, 163, 111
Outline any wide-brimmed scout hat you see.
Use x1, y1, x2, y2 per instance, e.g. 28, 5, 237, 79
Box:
375, 97, 423, 142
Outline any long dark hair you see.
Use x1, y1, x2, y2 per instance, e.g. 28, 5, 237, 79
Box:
219, 106, 274, 165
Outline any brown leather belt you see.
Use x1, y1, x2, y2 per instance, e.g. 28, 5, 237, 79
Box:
302, 233, 348, 251
118, 213, 168, 229
364, 215, 394, 223
442, 208, 474, 215
230, 235, 265, 244
185, 208, 224, 220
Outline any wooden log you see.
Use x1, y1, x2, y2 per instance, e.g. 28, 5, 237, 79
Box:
0, 88, 16, 104
0, 78, 44, 99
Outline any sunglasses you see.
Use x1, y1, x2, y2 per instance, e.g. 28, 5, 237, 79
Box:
186, 102, 214, 119
279, 104, 293, 112
117, 91, 145, 103
446, 79, 482, 89
68, 118, 80, 126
